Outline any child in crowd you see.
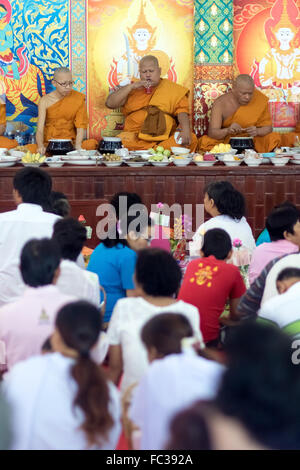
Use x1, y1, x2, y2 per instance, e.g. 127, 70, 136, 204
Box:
3, 301, 121, 450
87, 215, 152, 325
178, 229, 246, 346
129, 313, 224, 450
191, 181, 255, 254
249, 205, 300, 284
107, 248, 203, 394
258, 267, 300, 338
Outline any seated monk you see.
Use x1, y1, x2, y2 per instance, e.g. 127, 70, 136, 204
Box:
198, 74, 281, 154
0, 97, 18, 149
281, 122, 300, 148
35, 67, 97, 154
105, 55, 197, 151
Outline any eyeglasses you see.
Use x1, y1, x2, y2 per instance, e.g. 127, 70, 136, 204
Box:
54, 80, 74, 88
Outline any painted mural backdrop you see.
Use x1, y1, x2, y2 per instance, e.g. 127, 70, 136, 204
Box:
0, 0, 69, 133
88, 0, 194, 140
234, 0, 300, 129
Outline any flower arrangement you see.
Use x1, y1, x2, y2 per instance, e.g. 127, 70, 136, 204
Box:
232, 238, 250, 288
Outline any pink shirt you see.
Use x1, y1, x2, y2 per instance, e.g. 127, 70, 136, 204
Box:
249, 239, 299, 285
0, 285, 74, 370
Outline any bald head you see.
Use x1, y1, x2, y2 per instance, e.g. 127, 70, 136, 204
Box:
52, 67, 73, 96
53, 67, 72, 80
232, 74, 255, 105
139, 55, 159, 69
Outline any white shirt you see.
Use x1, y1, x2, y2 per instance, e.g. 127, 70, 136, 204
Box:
0, 203, 60, 305
261, 253, 300, 306
129, 353, 225, 450
191, 215, 256, 256
259, 281, 300, 335
107, 297, 203, 393
56, 260, 100, 307
3, 353, 121, 450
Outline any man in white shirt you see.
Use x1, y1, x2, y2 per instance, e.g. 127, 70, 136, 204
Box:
0, 167, 60, 305
52, 217, 100, 306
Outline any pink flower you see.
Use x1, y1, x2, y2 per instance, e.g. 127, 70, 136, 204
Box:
157, 202, 164, 209
233, 238, 243, 248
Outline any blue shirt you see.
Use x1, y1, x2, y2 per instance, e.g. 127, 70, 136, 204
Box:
256, 228, 271, 246
87, 243, 137, 322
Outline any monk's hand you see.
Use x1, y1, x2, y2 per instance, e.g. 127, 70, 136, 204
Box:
38, 146, 45, 155
179, 129, 191, 146
131, 80, 149, 90
245, 126, 258, 137
227, 123, 242, 135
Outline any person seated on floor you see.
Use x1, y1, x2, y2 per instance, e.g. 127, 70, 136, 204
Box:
107, 248, 203, 395
49, 191, 71, 218
0, 238, 74, 371
36, 67, 97, 155
256, 201, 298, 247
0, 96, 17, 149
110, 192, 143, 222
0, 167, 60, 306
191, 181, 256, 256
249, 205, 300, 284
2, 300, 121, 450
129, 313, 224, 450
198, 74, 281, 153
105, 55, 197, 151
52, 217, 101, 307
178, 229, 246, 347
281, 120, 300, 148
258, 267, 300, 339
87, 214, 152, 326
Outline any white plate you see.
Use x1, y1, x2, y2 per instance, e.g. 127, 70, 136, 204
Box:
244, 159, 262, 166
150, 161, 170, 167
67, 150, 98, 157
194, 160, 216, 167
49, 139, 72, 142
45, 158, 64, 167
214, 150, 237, 157
65, 159, 96, 165
292, 160, 300, 164
21, 162, 43, 167
0, 160, 17, 167
126, 161, 146, 167
103, 161, 123, 167
8, 150, 24, 159
173, 160, 191, 167
61, 155, 90, 161
130, 150, 152, 155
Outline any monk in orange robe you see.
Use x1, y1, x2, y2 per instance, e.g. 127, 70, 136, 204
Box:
198, 75, 281, 153
280, 122, 300, 147
36, 67, 97, 154
105, 55, 197, 151
0, 98, 17, 149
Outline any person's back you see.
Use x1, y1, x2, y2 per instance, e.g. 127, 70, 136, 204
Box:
0, 168, 60, 305
52, 218, 100, 307
0, 239, 74, 370
179, 229, 246, 344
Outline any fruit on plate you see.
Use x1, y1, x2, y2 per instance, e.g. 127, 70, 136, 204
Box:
193, 154, 203, 162
203, 153, 215, 161
149, 146, 171, 161
211, 143, 232, 153
21, 151, 46, 163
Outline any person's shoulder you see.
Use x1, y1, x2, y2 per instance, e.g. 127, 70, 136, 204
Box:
161, 79, 189, 94
71, 89, 86, 102
0, 208, 18, 220
213, 92, 230, 106
253, 88, 268, 104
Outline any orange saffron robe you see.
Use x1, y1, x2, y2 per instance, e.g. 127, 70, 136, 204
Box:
280, 122, 300, 147
117, 79, 197, 151
42, 89, 97, 150
198, 89, 281, 153
0, 104, 18, 149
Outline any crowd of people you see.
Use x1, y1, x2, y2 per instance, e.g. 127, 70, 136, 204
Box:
0, 165, 299, 450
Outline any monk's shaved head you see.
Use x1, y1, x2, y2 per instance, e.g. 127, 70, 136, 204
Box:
234, 74, 254, 89
232, 74, 255, 105
139, 55, 159, 69
53, 67, 72, 79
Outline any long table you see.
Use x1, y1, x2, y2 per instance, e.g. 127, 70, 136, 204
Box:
1, 163, 299, 247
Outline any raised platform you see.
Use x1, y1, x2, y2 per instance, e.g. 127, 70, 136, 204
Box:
1, 163, 299, 247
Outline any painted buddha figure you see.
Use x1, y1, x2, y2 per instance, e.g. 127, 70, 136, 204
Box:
259, 0, 300, 89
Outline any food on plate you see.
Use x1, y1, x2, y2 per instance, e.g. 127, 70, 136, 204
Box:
21, 151, 46, 164
193, 153, 203, 162
149, 146, 171, 161
203, 153, 215, 161
102, 154, 121, 161
211, 143, 232, 153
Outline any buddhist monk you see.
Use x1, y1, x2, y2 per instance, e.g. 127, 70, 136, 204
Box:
0, 97, 17, 149
105, 55, 197, 151
198, 74, 281, 153
36, 67, 97, 154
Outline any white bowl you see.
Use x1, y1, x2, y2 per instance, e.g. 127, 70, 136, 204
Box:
244, 158, 262, 167
270, 157, 289, 166
173, 159, 190, 166
291, 154, 300, 160
215, 149, 238, 157
21, 162, 43, 167
103, 160, 123, 167
223, 160, 242, 167
194, 160, 216, 167
126, 161, 146, 167
170, 146, 190, 156
150, 160, 170, 167
8, 149, 24, 159
45, 157, 64, 168
0, 147, 8, 155
0, 158, 17, 167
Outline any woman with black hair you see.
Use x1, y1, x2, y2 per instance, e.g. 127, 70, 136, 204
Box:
3, 301, 121, 450
87, 214, 152, 324
191, 181, 255, 254
107, 248, 203, 395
